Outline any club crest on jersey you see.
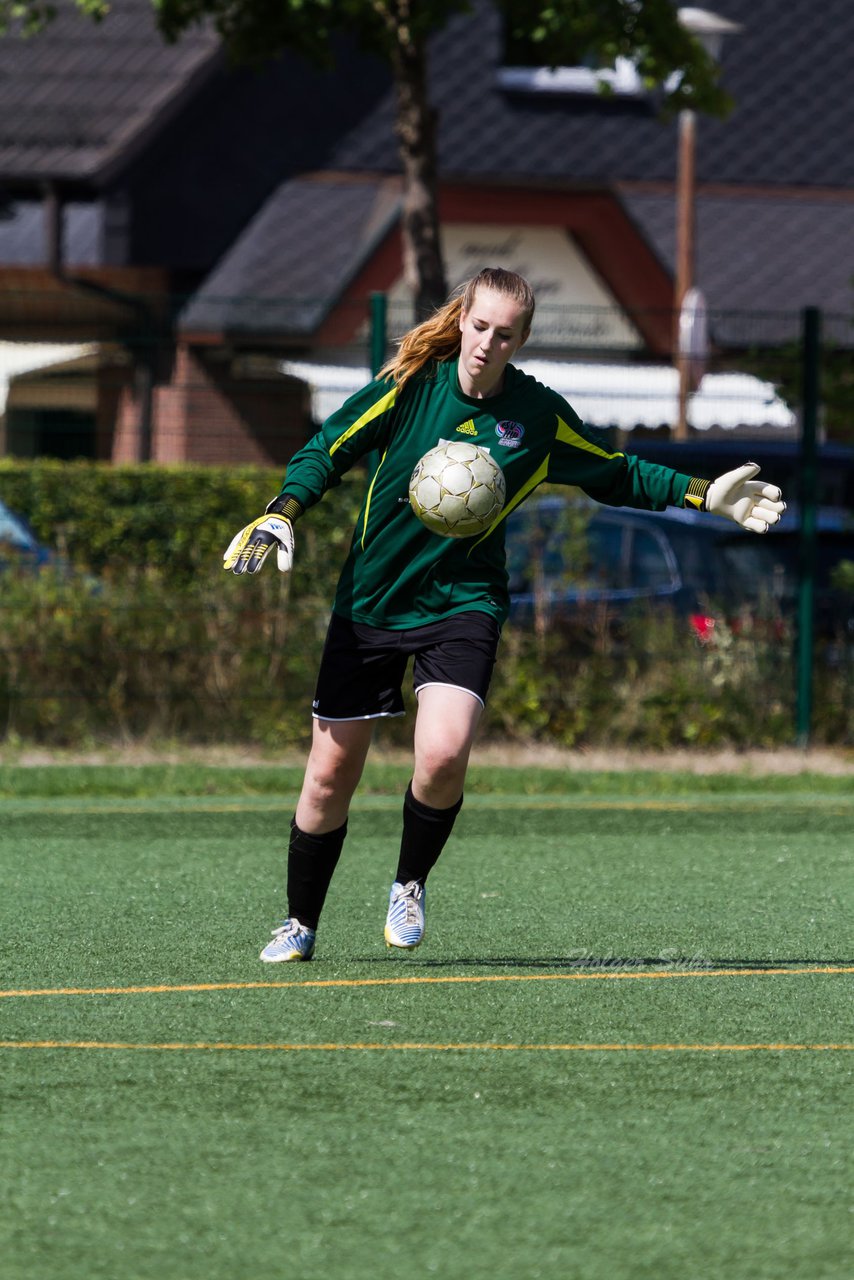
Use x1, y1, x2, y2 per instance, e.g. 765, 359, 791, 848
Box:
496, 420, 525, 448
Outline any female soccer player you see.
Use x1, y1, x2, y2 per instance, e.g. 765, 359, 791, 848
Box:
224, 267, 785, 962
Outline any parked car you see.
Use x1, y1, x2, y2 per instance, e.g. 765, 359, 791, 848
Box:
506, 496, 854, 644
0, 498, 53, 572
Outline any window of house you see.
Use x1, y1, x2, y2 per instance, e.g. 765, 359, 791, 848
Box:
499, 24, 662, 102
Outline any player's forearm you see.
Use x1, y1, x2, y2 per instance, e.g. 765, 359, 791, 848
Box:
577, 453, 697, 512
274, 432, 341, 510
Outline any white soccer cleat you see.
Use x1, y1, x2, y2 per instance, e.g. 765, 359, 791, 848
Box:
384, 881, 426, 950
259, 918, 316, 963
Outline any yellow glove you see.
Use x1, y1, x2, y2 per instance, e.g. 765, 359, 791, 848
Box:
223, 498, 296, 575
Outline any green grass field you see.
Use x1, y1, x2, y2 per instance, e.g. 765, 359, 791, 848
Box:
1, 761, 852, 1279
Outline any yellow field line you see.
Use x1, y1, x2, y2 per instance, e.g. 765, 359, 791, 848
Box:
1, 1040, 852, 1053
2, 966, 852, 1000
3, 798, 850, 816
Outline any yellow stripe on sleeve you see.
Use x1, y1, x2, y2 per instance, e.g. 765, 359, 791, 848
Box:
328, 385, 399, 456
555, 415, 625, 461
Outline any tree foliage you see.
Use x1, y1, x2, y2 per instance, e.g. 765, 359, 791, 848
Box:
1, 0, 729, 106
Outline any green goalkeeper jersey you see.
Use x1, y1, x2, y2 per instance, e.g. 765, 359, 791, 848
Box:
279, 359, 704, 629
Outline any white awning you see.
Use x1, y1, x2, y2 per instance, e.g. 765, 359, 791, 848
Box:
281, 358, 796, 433
519, 360, 796, 432
0, 342, 98, 414
281, 361, 373, 424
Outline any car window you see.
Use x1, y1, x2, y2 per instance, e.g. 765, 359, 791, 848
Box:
629, 528, 677, 590
586, 521, 627, 589
506, 504, 599, 591
656, 523, 728, 596
540, 531, 572, 581
509, 507, 678, 596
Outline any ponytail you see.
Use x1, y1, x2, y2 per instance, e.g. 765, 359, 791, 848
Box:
378, 294, 464, 388
379, 267, 535, 390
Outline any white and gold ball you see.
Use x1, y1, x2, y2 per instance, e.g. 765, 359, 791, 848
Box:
409, 440, 506, 538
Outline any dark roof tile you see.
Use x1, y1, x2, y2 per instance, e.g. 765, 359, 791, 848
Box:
330, 0, 854, 191
622, 191, 854, 343
0, 0, 218, 183
179, 178, 401, 336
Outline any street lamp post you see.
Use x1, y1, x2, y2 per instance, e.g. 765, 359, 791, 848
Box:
674, 8, 742, 440
675, 105, 697, 440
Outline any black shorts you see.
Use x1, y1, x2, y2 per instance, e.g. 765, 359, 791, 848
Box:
312, 611, 502, 721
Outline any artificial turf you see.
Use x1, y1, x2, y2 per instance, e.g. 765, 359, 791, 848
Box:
1, 763, 852, 1279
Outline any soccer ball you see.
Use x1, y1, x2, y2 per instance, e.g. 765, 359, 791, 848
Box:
409, 440, 506, 538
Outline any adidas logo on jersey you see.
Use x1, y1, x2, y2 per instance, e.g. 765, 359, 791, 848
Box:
456, 419, 477, 436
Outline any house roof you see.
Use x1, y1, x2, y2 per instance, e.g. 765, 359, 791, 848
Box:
0, 6, 393, 275
0, 0, 219, 187
621, 191, 854, 344
4, 0, 852, 193
181, 0, 854, 345
179, 177, 402, 339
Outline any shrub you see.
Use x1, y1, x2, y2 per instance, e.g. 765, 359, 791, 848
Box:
487, 607, 801, 750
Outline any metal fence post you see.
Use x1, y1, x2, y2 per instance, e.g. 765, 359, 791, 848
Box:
795, 306, 821, 747
370, 292, 387, 377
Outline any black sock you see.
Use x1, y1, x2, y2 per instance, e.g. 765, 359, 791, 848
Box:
395, 783, 463, 887
287, 817, 347, 930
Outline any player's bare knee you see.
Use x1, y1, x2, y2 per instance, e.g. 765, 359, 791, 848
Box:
305, 756, 360, 806
414, 750, 467, 805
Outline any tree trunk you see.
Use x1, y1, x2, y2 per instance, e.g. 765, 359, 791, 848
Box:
388, 11, 447, 318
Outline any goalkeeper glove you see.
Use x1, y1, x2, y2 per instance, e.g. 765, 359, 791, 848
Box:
703, 462, 786, 534
223, 496, 300, 575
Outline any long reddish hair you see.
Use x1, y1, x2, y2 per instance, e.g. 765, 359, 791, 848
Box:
379, 267, 535, 389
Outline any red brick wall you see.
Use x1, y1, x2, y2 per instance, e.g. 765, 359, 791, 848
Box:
100, 345, 313, 465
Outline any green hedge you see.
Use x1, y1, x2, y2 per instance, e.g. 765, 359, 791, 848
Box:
0, 458, 363, 577
1, 461, 851, 748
